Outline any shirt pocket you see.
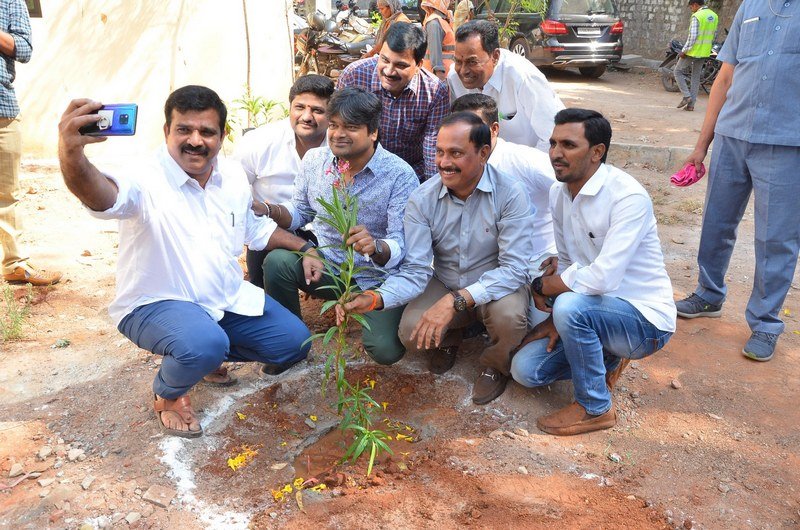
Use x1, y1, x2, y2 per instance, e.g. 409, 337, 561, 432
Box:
230, 213, 247, 255
736, 17, 765, 59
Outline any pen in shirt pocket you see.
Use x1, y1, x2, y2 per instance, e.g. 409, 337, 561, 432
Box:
231, 212, 234, 227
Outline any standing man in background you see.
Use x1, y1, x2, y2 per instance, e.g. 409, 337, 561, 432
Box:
1, 0, 61, 286
674, 0, 718, 112
675, 0, 800, 362
420, 0, 456, 81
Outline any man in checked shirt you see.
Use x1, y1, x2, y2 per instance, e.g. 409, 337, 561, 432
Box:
338, 22, 449, 182
1, 0, 62, 286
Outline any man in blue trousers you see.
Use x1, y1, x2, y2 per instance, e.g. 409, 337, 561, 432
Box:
675, 0, 800, 362
57, 86, 313, 438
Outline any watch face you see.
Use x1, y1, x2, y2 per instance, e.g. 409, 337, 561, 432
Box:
454, 295, 467, 312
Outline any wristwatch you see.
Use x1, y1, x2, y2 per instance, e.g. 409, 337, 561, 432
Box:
299, 241, 316, 254
370, 239, 384, 257
450, 291, 468, 312
531, 276, 544, 297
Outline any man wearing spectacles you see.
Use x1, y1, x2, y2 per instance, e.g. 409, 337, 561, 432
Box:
448, 20, 564, 153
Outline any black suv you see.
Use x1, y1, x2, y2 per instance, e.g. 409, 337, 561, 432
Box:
474, 0, 624, 78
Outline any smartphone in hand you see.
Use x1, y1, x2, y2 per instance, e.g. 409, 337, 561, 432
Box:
79, 104, 138, 136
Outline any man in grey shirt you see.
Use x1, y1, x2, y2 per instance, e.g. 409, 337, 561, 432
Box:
675, 0, 800, 362
340, 112, 534, 405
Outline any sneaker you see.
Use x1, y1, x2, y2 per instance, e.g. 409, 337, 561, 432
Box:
675, 293, 722, 319
677, 96, 691, 109
742, 331, 778, 362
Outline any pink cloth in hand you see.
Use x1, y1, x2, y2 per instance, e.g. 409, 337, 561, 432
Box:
670, 163, 706, 187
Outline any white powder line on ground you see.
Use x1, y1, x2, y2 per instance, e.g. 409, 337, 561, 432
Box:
157, 378, 286, 529
154, 361, 476, 527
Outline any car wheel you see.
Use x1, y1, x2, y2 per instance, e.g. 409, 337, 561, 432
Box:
578, 65, 606, 78
661, 67, 680, 92
509, 38, 530, 59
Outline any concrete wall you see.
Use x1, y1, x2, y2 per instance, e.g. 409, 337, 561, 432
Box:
15, 0, 295, 160
616, 0, 742, 59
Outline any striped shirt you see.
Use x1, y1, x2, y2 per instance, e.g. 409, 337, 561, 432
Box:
0, 0, 32, 118
338, 56, 450, 181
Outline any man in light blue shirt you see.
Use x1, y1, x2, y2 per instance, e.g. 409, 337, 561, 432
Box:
340, 112, 534, 405
675, 0, 800, 361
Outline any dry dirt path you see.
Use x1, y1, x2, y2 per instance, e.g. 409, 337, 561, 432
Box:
1, 70, 798, 530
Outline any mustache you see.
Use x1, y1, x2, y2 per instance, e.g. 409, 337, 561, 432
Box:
551, 158, 569, 166
182, 144, 209, 156
438, 166, 460, 173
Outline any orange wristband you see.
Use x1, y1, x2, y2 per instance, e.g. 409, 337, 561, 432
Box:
364, 290, 380, 312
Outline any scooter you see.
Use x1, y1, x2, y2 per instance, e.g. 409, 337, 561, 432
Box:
295, 11, 375, 79
659, 35, 724, 94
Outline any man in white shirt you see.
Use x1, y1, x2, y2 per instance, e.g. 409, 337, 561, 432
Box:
450, 93, 556, 327
510, 109, 676, 436
57, 86, 316, 438
234, 74, 333, 288
448, 20, 564, 152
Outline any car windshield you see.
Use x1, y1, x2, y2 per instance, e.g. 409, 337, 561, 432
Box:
552, 0, 617, 16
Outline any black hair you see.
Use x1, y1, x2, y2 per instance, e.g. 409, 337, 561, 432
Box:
327, 87, 382, 135
455, 20, 500, 54
164, 85, 227, 135
689, 0, 705, 5
384, 22, 428, 64
438, 111, 491, 150
450, 93, 499, 127
554, 108, 612, 163
289, 74, 335, 103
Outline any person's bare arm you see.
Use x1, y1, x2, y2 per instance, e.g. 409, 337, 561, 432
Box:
0, 30, 16, 56
684, 62, 735, 171
58, 99, 119, 211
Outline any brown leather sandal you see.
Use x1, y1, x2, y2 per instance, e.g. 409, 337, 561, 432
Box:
201, 365, 237, 387
153, 395, 203, 438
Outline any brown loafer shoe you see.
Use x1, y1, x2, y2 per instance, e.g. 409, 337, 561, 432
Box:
202, 365, 237, 387
536, 402, 616, 436
684, 104, 695, 112
677, 96, 691, 109
472, 367, 509, 405
258, 358, 302, 379
3, 266, 62, 286
605, 358, 631, 391
428, 345, 458, 374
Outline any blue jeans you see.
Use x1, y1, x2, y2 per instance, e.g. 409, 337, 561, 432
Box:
695, 134, 800, 335
118, 297, 311, 399
510, 293, 672, 415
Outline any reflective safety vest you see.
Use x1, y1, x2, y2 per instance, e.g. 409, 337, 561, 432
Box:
687, 7, 719, 58
422, 13, 455, 74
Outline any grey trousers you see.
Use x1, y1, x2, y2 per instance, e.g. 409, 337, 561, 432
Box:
397, 277, 529, 375
694, 134, 800, 335
674, 56, 705, 103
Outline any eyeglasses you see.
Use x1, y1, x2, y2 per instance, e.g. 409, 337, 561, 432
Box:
454, 56, 493, 70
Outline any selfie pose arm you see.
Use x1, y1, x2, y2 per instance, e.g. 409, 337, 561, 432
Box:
58, 99, 119, 212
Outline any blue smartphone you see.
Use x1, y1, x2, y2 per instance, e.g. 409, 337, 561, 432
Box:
79, 104, 138, 136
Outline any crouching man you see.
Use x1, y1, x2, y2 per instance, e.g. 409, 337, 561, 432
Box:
341, 112, 534, 405
57, 86, 313, 438
511, 109, 676, 435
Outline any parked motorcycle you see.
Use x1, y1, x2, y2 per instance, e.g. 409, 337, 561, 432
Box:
295, 11, 375, 79
659, 36, 724, 94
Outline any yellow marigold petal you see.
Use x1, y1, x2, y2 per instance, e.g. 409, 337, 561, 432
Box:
236, 412, 246, 420
381, 402, 389, 411
309, 415, 318, 422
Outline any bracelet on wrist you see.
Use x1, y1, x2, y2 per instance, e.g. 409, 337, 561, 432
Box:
299, 241, 316, 254
263, 201, 272, 218
364, 290, 380, 312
